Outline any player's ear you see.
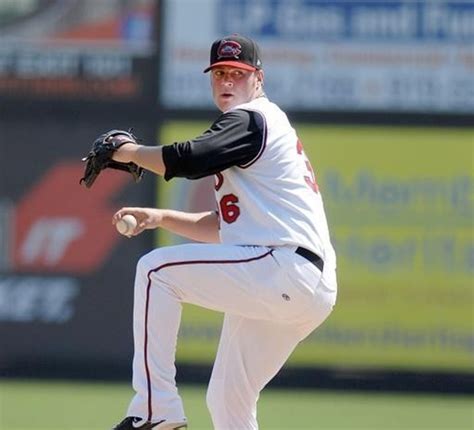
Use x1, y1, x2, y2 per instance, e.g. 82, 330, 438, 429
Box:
256, 70, 264, 87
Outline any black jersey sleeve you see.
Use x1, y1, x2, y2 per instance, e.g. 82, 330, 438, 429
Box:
162, 109, 265, 181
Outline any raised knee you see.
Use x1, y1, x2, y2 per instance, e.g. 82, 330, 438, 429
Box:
136, 253, 152, 280
136, 248, 167, 278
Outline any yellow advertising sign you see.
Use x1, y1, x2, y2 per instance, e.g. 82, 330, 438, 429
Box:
159, 122, 474, 372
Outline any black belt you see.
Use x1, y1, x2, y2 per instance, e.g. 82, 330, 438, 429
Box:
295, 247, 324, 272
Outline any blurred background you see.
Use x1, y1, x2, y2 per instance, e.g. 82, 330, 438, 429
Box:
0, 0, 472, 429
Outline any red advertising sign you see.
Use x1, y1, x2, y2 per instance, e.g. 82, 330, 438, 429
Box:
13, 162, 131, 274
0, 116, 155, 381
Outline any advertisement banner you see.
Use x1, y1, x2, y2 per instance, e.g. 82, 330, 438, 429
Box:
158, 121, 474, 373
161, 0, 474, 113
0, 0, 156, 103
0, 118, 155, 376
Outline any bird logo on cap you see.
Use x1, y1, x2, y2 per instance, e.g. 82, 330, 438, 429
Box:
217, 40, 242, 59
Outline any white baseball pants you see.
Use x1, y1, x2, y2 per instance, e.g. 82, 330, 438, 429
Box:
126, 243, 337, 430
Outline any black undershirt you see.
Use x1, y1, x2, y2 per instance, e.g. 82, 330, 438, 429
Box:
162, 109, 266, 181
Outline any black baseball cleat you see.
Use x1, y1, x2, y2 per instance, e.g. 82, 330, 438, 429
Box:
112, 416, 187, 430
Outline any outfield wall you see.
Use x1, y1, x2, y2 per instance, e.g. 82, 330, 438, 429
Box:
1, 0, 472, 393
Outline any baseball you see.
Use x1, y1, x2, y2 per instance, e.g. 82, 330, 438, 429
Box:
116, 214, 137, 236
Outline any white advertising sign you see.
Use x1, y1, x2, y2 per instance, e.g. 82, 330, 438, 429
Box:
161, 0, 474, 113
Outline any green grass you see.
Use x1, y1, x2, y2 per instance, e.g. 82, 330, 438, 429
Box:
0, 380, 472, 429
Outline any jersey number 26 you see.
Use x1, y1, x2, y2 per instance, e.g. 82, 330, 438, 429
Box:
216, 139, 319, 225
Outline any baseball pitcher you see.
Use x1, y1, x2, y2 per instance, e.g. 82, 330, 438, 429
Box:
81, 34, 337, 430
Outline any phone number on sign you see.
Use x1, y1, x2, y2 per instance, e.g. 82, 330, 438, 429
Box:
267, 73, 474, 112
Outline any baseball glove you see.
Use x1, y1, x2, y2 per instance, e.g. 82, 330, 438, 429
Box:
80, 129, 144, 188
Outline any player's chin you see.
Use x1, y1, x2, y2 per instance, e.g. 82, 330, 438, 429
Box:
216, 95, 235, 111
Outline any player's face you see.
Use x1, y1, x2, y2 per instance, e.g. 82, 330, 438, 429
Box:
211, 66, 262, 112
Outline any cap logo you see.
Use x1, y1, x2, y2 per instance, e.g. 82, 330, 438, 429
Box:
217, 40, 242, 59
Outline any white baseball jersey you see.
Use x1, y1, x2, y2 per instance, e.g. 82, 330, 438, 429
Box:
216, 97, 336, 269
163, 95, 336, 272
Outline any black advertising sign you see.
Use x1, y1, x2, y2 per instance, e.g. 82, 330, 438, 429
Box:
0, 0, 157, 104
0, 117, 155, 377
